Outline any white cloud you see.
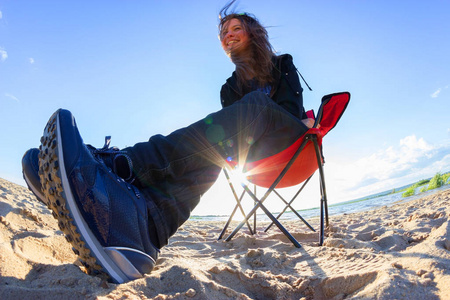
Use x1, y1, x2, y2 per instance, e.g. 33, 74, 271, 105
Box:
356, 135, 434, 179
0, 10, 2, 19
326, 135, 450, 201
431, 86, 449, 98
29, 58, 35, 64
431, 88, 441, 98
5, 93, 19, 102
0, 47, 7, 62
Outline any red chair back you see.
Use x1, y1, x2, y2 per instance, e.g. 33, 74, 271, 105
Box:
244, 92, 350, 188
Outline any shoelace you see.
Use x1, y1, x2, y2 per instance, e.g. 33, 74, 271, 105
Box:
87, 136, 140, 199
89, 136, 130, 172
90, 136, 123, 156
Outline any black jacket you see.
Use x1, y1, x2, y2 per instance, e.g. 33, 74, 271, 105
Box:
220, 54, 306, 119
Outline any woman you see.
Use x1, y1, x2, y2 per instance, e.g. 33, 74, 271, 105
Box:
217, 7, 313, 161
218, 8, 313, 125
22, 4, 312, 284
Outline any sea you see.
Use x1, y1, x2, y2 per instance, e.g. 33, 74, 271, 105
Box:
189, 183, 450, 222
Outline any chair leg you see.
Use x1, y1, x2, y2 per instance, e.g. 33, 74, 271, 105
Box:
253, 185, 257, 234
218, 169, 255, 240
218, 190, 250, 240
224, 138, 312, 248
320, 192, 325, 246
321, 170, 329, 227
225, 184, 302, 248
313, 137, 329, 246
319, 172, 329, 246
264, 176, 315, 233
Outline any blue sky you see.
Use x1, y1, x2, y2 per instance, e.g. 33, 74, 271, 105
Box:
1, 1, 449, 216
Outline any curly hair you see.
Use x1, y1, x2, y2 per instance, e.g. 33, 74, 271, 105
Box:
219, 1, 275, 94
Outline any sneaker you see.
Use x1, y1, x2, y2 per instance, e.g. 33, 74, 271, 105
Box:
22, 148, 46, 205
39, 108, 159, 283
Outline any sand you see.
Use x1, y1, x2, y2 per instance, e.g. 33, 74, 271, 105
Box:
1, 177, 449, 299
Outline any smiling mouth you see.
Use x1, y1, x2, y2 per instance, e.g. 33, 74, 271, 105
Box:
227, 40, 238, 46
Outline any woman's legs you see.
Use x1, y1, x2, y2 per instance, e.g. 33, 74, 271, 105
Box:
125, 91, 308, 247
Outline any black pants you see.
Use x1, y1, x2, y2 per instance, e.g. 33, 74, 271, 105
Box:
124, 91, 308, 247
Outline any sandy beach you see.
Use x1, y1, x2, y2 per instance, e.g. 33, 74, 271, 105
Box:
1, 177, 449, 299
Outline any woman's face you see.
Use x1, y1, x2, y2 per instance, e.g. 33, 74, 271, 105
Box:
220, 18, 250, 53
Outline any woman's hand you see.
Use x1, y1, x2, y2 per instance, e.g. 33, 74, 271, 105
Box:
301, 118, 315, 129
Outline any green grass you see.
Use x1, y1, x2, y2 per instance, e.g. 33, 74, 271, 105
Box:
443, 173, 450, 184
401, 180, 430, 197
402, 172, 450, 198
427, 173, 445, 190
402, 186, 416, 197
398, 179, 429, 194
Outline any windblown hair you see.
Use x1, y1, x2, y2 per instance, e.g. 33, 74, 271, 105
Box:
219, 1, 275, 94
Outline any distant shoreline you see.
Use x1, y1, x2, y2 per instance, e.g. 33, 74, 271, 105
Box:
190, 183, 450, 221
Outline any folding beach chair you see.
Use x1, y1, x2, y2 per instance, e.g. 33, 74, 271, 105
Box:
218, 92, 350, 248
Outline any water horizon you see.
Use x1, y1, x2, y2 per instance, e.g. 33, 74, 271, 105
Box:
190, 181, 450, 222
